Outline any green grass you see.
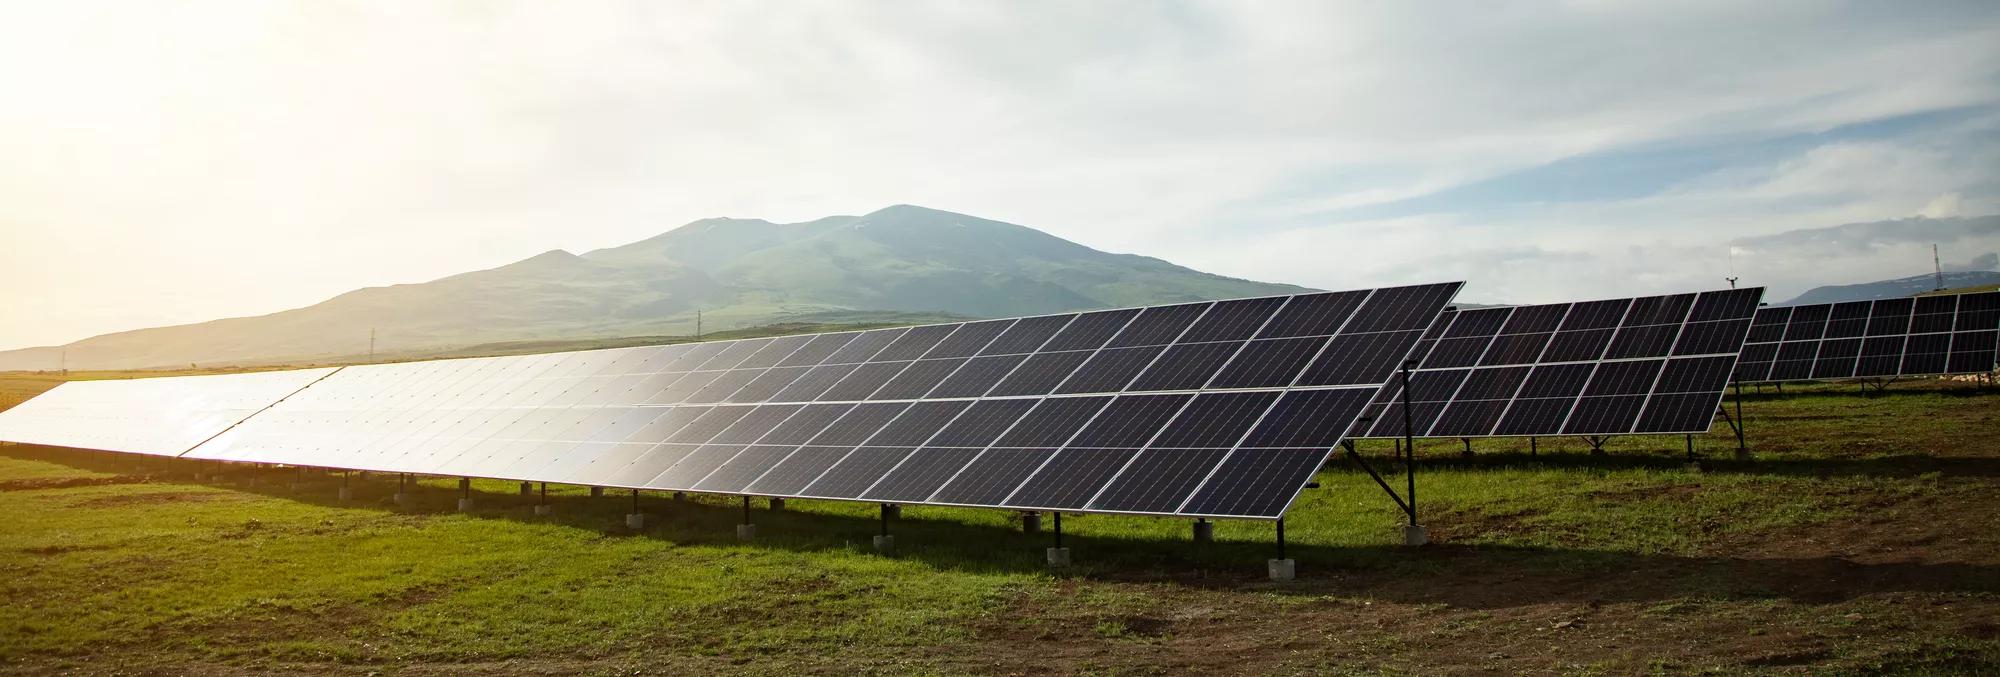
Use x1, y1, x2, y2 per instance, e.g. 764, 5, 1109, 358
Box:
1, 380, 1997, 673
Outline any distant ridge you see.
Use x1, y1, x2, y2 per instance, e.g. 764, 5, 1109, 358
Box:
1777, 271, 2000, 305
0, 205, 1307, 371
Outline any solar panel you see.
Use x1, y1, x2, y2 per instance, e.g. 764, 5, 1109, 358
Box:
5, 283, 1462, 520
1354, 287, 1765, 438
1734, 291, 2000, 383
0, 368, 337, 456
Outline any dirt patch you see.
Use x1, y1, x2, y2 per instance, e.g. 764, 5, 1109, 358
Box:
1711, 482, 1997, 568
1427, 507, 1544, 543
0, 475, 145, 491
931, 476, 2000, 675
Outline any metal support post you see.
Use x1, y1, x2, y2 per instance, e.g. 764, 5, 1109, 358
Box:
873, 503, 895, 552
1045, 512, 1070, 567
625, 489, 644, 529
1725, 379, 1749, 460
1276, 518, 1287, 561
1269, 518, 1296, 581
1400, 360, 1418, 528
735, 495, 756, 540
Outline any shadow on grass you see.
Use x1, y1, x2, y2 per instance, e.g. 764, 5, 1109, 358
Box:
9, 444, 1997, 612
1348, 450, 2000, 479
1726, 379, 1995, 403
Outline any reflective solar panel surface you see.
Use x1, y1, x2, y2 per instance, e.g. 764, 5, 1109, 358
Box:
1353, 288, 1764, 438
0, 368, 337, 455
1734, 291, 2000, 383
181, 282, 1462, 519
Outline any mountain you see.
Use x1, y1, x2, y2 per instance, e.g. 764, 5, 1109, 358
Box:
1776, 271, 2000, 305
0, 205, 1308, 371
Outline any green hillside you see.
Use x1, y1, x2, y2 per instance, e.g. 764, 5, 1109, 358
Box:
0, 206, 1305, 371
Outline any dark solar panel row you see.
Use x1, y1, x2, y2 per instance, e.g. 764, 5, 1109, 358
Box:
180, 282, 1464, 519
1353, 287, 1763, 438
1734, 291, 2000, 382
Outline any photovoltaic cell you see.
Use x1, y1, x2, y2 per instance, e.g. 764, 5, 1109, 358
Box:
0, 368, 336, 456
1355, 287, 1764, 439
7, 283, 1464, 522
1041, 309, 1138, 351
1110, 303, 1212, 348
1181, 296, 1286, 343
1736, 291, 1999, 383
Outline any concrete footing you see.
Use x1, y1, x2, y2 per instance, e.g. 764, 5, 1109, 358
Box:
625, 513, 645, 530
533, 504, 551, 516
736, 524, 757, 541
1267, 558, 1296, 582
392, 492, 407, 506
193, 473, 206, 482
1192, 520, 1214, 544
457, 497, 475, 512
590, 486, 604, 498
873, 534, 894, 552
337, 487, 353, 502
1021, 512, 1041, 534
1403, 524, 1429, 546
769, 498, 785, 511
1046, 547, 1071, 568
519, 482, 533, 496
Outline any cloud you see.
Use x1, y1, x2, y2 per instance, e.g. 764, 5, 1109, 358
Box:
1, 1, 1998, 347
1920, 192, 1965, 218
1946, 252, 2000, 272
1731, 215, 2000, 255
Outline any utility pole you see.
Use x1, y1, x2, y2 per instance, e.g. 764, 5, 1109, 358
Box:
695, 309, 702, 339
1933, 244, 1946, 291
60, 350, 67, 375
1726, 276, 1738, 290
368, 328, 377, 362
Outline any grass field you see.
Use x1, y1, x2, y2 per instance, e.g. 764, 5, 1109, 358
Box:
1, 378, 1996, 674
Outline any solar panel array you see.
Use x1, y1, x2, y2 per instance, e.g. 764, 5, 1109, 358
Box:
1734, 291, 2000, 383
1351, 288, 1765, 438
0, 368, 336, 456
174, 282, 1461, 519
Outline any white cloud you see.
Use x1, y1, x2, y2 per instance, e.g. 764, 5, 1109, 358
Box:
1, 1, 1997, 347
1921, 193, 1965, 218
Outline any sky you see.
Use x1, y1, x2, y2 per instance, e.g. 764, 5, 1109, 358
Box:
2, 1, 1998, 350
